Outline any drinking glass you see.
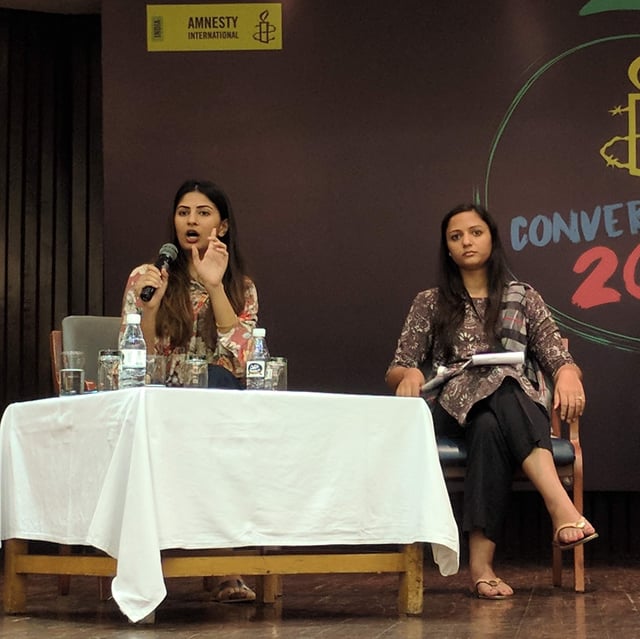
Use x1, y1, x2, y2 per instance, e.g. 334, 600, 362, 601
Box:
145, 354, 167, 386
60, 350, 86, 394
62, 350, 85, 370
185, 357, 208, 388
266, 357, 287, 391
165, 352, 187, 387
60, 369, 84, 395
97, 349, 120, 391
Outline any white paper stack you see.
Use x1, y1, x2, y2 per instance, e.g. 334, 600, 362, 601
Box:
470, 352, 525, 366
421, 351, 524, 392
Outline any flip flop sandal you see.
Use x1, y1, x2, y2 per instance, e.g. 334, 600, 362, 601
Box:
553, 518, 599, 551
213, 578, 257, 604
472, 578, 512, 600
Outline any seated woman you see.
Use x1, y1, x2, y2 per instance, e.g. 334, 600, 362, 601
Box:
386, 203, 598, 600
120, 178, 257, 603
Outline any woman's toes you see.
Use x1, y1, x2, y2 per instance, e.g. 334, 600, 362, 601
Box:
555, 517, 597, 545
472, 578, 513, 599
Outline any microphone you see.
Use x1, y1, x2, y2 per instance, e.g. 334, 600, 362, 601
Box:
140, 243, 179, 302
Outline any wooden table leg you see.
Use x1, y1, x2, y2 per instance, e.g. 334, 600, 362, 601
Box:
398, 543, 424, 615
58, 544, 71, 595
254, 574, 281, 604
4, 539, 28, 614
98, 576, 112, 601
255, 547, 282, 604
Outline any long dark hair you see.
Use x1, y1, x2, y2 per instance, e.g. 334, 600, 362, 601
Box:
434, 203, 509, 360
157, 180, 250, 348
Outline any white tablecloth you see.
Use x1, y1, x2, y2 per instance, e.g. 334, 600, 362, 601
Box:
0, 388, 459, 621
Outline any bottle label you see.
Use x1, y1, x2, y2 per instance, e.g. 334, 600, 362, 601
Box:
122, 350, 146, 368
246, 360, 266, 378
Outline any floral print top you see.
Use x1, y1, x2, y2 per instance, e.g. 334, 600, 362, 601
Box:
386, 283, 574, 424
121, 264, 258, 379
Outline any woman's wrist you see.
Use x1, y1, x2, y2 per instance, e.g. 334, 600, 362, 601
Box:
207, 283, 238, 331
554, 362, 582, 381
403, 367, 425, 385
140, 307, 158, 323
205, 282, 226, 298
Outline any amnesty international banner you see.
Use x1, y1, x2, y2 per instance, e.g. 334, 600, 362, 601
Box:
146, 3, 282, 51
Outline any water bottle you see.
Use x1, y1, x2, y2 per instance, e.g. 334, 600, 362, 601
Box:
119, 313, 147, 388
245, 327, 269, 389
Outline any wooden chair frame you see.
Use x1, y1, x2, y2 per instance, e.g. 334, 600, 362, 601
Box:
550, 411, 585, 592
50, 329, 63, 395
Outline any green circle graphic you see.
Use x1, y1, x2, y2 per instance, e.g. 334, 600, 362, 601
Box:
482, 34, 640, 352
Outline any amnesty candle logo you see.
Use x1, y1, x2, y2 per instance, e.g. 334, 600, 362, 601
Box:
600, 57, 640, 176
147, 3, 282, 52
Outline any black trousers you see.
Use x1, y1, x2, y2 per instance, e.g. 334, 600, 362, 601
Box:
432, 377, 552, 543
207, 364, 244, 390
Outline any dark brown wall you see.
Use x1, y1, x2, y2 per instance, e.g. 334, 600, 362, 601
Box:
97, 1, 639, 490
0, 9, 103, 409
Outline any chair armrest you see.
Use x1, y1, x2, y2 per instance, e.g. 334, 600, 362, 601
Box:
552, 408, 581, 444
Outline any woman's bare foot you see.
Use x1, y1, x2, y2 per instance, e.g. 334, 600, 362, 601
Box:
213, 575, 256, 603
471, 576, 514, 599
468, 530, 514, 599
553, 517, 598, 548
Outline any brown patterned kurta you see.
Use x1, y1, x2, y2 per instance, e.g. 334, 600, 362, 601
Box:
387, 282, 574, 424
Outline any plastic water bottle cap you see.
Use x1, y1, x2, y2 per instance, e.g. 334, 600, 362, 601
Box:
126, 313, 142, 324
252, 327, 266, 337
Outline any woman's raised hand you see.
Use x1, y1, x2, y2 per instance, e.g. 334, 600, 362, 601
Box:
191, 228, 229, 288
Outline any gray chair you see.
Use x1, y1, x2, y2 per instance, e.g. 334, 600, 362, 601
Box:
61, 315, 122, 385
